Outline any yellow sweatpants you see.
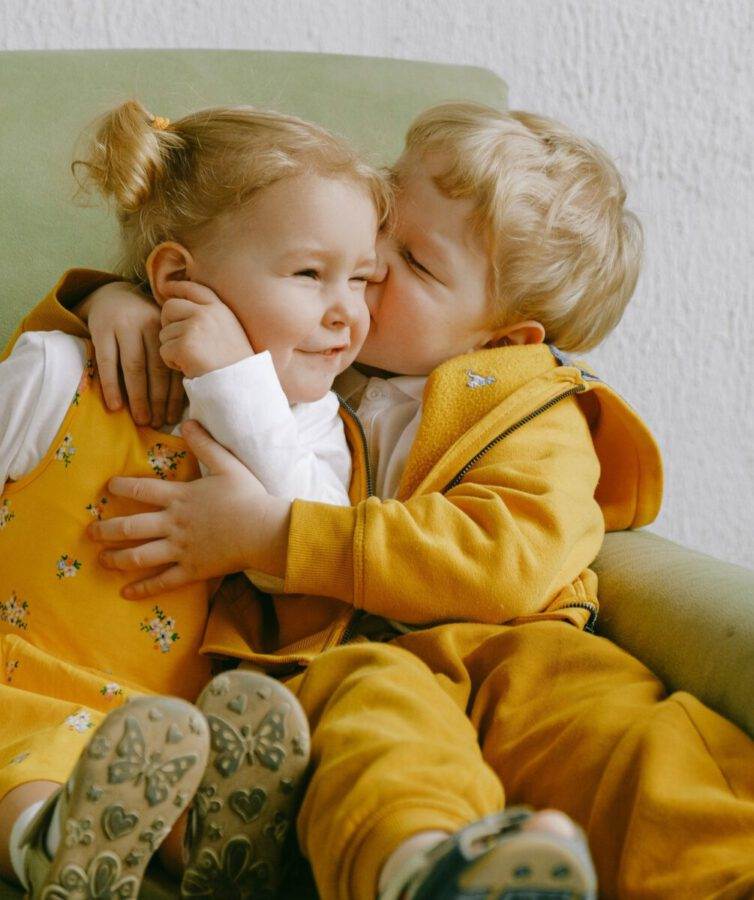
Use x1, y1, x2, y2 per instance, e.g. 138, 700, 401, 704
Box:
288, 621, 754, 900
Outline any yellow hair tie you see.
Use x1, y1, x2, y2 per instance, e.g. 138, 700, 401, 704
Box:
150, 115, 171, 131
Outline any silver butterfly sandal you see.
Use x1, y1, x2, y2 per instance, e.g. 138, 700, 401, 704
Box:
181, 669, 311, 899
22, 694, 210, 899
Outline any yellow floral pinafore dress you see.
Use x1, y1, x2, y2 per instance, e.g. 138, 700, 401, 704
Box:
0, 342, 212, 799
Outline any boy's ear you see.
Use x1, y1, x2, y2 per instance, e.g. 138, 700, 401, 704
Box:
485, 320, 546, 348
146, 242, 195, 306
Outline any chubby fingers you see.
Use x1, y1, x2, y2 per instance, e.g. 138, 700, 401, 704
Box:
161, 297, 203, 326
116, 329, 151, 426
161, 280, 222, 308
91, 328, 123, 412
121, 565, 193, 600
166, 370, 186, 424
99, 539, 174, 572
105, 475, 180, 509
144, 328, 173, 429
88, 510, 168, 544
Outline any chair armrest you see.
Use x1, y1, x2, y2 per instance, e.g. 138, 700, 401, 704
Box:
592, 530, 754, 738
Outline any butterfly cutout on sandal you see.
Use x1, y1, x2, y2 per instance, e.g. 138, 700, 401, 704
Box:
107, 715, 198, 807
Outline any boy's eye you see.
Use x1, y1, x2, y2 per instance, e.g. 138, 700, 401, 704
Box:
295, 269, 319, 279
401, 249, 432, 277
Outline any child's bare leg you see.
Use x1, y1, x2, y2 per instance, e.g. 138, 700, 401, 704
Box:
0, 780, 60, 881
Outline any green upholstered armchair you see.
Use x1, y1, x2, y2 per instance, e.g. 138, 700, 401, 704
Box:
1, 50, 752, 898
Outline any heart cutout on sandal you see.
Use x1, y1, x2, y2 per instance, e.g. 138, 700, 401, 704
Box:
228, 787, 267, 823
102, 804, 139, 840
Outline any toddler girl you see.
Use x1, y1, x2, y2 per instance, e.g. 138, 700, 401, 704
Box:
0, 99, 388, 897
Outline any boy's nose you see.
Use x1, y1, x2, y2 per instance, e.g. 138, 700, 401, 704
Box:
371, 252, 388, 284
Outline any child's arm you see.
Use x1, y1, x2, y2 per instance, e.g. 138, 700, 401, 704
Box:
186, 360, 351, 505
282, 397, 605, 625
6, 273, 182, 429
89, 398, 603, 626
0, 332, 88, 484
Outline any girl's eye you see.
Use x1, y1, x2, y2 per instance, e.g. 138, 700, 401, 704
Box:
295, 269, 319, 279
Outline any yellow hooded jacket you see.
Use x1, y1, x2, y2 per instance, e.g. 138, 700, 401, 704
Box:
10, 271, 663, 673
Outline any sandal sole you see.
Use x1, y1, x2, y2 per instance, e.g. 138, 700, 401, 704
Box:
181, 670, 311, 898
38, 695, 209, 899
460, 823, 597, 899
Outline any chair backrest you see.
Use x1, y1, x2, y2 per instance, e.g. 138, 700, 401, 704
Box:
0, 49, 507, 344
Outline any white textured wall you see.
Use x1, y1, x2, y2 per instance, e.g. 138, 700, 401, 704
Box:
3, 0, 753, 568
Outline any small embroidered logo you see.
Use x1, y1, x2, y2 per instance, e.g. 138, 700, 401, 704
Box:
466, 370, 496, 389
5, 659, 19, 682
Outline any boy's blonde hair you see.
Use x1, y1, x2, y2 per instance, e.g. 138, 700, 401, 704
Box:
404, 102, 643, 352
74, 100, 391, 283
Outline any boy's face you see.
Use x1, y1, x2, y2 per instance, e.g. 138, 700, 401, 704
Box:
357, 152, 500, 376
188, 174, 377, 403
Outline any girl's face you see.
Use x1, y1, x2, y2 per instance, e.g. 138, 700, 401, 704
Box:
357, 151, 499, 376
188, 174, 378, 403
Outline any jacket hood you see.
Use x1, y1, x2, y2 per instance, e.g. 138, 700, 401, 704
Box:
391, 343, 663, 531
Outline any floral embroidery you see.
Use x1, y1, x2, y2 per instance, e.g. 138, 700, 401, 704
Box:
56, 554, 82, 579
72, 357, 96, 405
65, 710, 95, 733
147, 443, 187, 479
86, 497, 109, 520
9, 751, 30, 765
55, 433, 77, 467
100, 682, 123, 698
5, 659, 19, 682
0, 592, 29, 630
140, 606, 180, 653
0, 498, 14, 529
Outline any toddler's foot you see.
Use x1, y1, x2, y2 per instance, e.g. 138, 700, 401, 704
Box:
181, 669, 311, 899
379, 807, 597, 900
22, 695, 209, 898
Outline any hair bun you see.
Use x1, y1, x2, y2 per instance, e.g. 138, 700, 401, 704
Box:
73, 99, 179, 214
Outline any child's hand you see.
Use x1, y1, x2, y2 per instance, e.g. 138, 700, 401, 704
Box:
88, 421, 290, 597
159, 281, 254, 379
79, 281, 185, 427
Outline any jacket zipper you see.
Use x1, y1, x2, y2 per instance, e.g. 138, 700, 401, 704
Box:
337, 382, 589, 645
442, 383, 598, 634
335, 394, 374, 645
442, 385, 587, 492
562, 601, 598, 634
336, 394, 375, 499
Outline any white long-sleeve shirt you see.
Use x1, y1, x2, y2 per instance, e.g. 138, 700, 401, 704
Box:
0, 332, 352, 507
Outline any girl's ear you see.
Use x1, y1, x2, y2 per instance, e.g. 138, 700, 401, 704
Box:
484, 320, 546, 348
146, 243, 195, 306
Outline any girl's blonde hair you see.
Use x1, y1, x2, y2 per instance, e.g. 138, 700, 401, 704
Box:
74, 100, 392, 283
403, 102, 643, 352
